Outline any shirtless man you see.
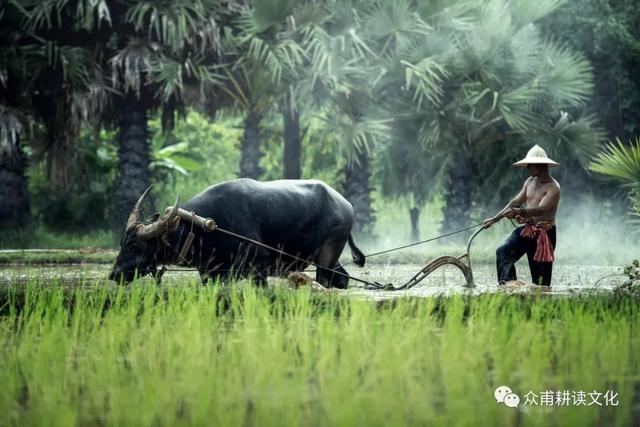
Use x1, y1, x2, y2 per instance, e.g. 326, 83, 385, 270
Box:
483, 145, 561, 286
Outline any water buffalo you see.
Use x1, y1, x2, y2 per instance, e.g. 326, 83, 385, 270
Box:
109, 179, 366, 288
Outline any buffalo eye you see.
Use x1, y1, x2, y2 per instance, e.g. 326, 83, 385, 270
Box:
126, 240, 144, 250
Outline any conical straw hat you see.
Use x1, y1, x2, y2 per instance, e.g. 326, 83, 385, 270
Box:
513, 145, 559, 167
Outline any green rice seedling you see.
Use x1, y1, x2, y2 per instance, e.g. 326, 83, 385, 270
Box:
0, 280, 638, 426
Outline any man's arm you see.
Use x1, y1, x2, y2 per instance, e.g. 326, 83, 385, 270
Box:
483, 179, 530, 228
520, 185, 560, 218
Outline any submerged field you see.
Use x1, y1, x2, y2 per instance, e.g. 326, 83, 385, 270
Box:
1, 280, 639, 426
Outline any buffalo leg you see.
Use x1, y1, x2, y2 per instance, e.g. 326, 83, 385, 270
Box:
315, 227, 350, 288
232, 242, 271, 287
319, 264, 349, 289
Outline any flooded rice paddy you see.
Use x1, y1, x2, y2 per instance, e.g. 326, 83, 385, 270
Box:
0, 260, 624, 297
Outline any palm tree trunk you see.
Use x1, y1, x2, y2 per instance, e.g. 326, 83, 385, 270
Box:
0, 145, 30, 228
441, 143, 474, 234
343, 150, 375, 235
409, 207, 420, 242
281, 99, 301, 179
113, 94, 152, 230
240, 110, 263, 179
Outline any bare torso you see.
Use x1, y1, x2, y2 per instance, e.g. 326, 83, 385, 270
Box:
523, 176, 561, 228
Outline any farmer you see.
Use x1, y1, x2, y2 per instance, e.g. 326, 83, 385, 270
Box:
482, 145, 561, 286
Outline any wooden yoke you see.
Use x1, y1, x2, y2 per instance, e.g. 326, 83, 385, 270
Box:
164, 206, 217, 232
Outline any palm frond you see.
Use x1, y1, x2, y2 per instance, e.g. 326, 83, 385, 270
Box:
110, 38, 158, 95
361, 0, 432, 56
538, 39, 593, 108
417, 117, 441, 148
589, 138, 640, 186
251, 0, 298, 33
19, 0, 111, 32
0, 106, 23, 160
319, 95, 391, 163
242, 32, 305, 84
303, 24, 335, 75
126, 1, 222, 55
497, 83, 541, 130
151, 56, 223, 104
402, 57, 447, 109
480, 0, 513, 44
18, 0, 63, 33
419, 1, 477, 32
70, 65, 112, 127
510, 24, 542, 78
548, 112, 604, 166
510, 0, 565, 29
398, 29, 456, 64
75, 0, 111, 30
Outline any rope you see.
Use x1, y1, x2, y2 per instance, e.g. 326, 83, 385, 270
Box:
157, 216, 485, 289
340, 222, 485, 266
212, 227, 378, 287
209, 222, 484, 288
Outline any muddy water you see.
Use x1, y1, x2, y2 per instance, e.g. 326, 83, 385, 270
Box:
0, 262, 624, 298
344, 263, 623, 298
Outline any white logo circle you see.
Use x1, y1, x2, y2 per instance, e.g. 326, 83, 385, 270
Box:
504, 393, 520, 408
494, 385, 512, 403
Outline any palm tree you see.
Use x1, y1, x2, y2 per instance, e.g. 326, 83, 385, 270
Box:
280, 95, 302, 179
590, 138, 640, 229
0, 2, 30, 227
0, 0, 103, 227
105, 1, 233, 226
351, 0, 452, 237
217, 59, 274, 179
378, 121, 449, 242
300, 2, 390, 233
223, 0, 308, 179
14, 0, 234, 228
0, 107, 29, 227
433, 1, 599, 232
361, 0, 600, 233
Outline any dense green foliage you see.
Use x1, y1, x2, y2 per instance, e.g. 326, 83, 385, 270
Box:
589, 138, 640, 227
2, 0, 616, 237
540, 0, 640, 140
1, 0, 639, 241
0, 283, 638, 426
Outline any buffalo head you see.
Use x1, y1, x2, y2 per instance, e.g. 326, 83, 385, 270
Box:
109, 187, 180, 284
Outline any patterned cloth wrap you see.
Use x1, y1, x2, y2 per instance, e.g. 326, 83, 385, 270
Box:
519, 221, 555, 262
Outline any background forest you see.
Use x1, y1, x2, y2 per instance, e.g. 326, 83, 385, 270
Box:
1, 0, 639, 249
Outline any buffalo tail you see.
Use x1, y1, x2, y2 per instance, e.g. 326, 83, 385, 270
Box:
348, 234, 366, 267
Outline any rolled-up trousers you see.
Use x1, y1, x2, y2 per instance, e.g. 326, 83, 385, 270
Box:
496, 226, 556, 286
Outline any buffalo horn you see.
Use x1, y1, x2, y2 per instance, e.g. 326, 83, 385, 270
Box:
126, 186, 152, 231
136, 194, 180, 239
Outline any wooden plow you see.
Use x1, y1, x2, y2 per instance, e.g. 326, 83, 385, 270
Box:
369, 227, 485, 291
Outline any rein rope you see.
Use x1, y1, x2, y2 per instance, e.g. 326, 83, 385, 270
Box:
340, 222, 485, 266
158, 210, 484, 289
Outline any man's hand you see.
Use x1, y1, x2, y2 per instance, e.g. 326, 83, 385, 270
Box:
483, 217, 498, 229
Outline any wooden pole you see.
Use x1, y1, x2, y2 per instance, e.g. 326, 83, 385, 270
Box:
165, 207, 217, 232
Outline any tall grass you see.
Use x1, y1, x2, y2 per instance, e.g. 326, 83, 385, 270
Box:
1, 281, 638, 426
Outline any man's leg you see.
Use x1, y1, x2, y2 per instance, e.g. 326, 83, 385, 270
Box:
496, 227, 529, 284
526, 227, 557, 286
